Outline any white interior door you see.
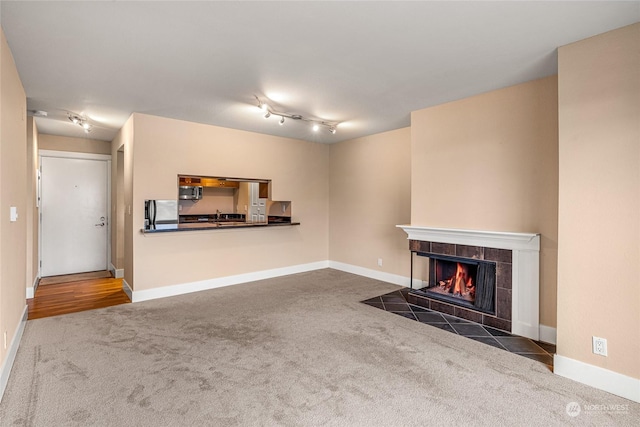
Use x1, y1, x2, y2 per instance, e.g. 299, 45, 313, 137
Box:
40, 156, 109, 277
248, 182, 266, 223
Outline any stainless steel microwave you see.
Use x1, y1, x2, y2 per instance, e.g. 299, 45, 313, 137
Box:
179, 185, 203, 200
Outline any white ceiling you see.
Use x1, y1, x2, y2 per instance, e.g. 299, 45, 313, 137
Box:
1, 1, 638, 143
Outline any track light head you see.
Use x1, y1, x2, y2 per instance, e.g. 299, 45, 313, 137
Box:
329, 127, 336, 134
68, 112, 93, 133
255, 95, 268, 111
279, 116, 285, 125
264, 111, 271, 119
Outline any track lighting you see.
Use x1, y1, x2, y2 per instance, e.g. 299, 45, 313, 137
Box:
68, 113, 92, 133
254, 95, 339, 135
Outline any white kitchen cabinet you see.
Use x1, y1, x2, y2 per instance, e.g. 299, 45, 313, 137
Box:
249, 182, 267, 222
238, 182, 267, 223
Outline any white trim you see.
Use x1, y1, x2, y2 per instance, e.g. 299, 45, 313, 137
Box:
554, 355, 640, 403
511, 248, 540, 340
396, 225, 540, 251
109, 262, 124, 279
26, 276, 39, 299
38, 149, 111, 161
539, 325, 557, 345
329, 261, 410, 287
397, 225, 541, 341
0, 306, 28, 402
131, 261, 329, 303
122, 279, 133, 301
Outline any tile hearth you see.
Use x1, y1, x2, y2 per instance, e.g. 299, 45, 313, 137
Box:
362, 288, 555, 370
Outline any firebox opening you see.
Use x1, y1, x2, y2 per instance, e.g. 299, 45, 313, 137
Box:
411, 253, 496, 315
431, 260, 477, 303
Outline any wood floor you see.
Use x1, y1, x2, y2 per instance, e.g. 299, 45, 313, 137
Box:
38, 270, 113, 286
28, 272, 131, 320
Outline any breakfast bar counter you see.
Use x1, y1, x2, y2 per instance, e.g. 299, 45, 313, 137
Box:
141, 221, 300, 234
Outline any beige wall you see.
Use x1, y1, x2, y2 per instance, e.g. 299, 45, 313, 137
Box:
411, 76, 559, 328
126, 114, 329, 291
26, 117, 39, 291
111, 117, 134, 283
329, 128, 412, 277
0, 28, 27, 373
115, 148, 125, 269
39, 133, 111, 155
557, 23, 639, 380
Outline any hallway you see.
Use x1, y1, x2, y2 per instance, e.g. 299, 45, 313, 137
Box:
27, 271, 130, 320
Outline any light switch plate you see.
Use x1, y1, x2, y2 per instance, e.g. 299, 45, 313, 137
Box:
10, 207, 18, 222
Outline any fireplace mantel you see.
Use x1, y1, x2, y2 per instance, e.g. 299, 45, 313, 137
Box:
397, 225, 541, 340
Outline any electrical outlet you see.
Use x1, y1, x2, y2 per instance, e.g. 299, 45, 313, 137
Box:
377, 258, 383, 267
592, 336, 607, 356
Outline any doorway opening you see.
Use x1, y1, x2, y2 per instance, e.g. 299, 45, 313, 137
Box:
39, 150, 111, 278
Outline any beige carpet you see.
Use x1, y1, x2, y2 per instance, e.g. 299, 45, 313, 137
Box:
1, 269, 637, 426
38, 270, 112, 286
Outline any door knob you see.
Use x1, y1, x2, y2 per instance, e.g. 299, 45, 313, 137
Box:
95, 222, 105, 227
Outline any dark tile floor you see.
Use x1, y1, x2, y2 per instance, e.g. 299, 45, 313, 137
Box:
362, 288, 556, 370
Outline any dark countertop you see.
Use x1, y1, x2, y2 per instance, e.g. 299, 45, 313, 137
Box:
142, 221, 300, 234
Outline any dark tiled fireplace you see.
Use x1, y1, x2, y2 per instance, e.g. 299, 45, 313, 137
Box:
398, 226, 540, 340
408, 240, 512, 332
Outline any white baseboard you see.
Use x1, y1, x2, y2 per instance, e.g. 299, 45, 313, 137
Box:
554, 354, 640, 403
122, 278, 133, 301
131, 261, 329, 303
26, 276, 39, 299
0, 305, 28, 402
328, 261, 410, 287
109, 263, 124, 279
539, 325, 557, 344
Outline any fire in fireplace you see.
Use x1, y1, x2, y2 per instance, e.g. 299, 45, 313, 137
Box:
431, 261, 477, 303
413, 254, 496, 315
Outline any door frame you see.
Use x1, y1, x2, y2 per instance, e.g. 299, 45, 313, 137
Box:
38, 150, 112, 278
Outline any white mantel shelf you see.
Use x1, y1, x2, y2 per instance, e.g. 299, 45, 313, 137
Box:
397, 225, 541, 340
396, 225, 540, 251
